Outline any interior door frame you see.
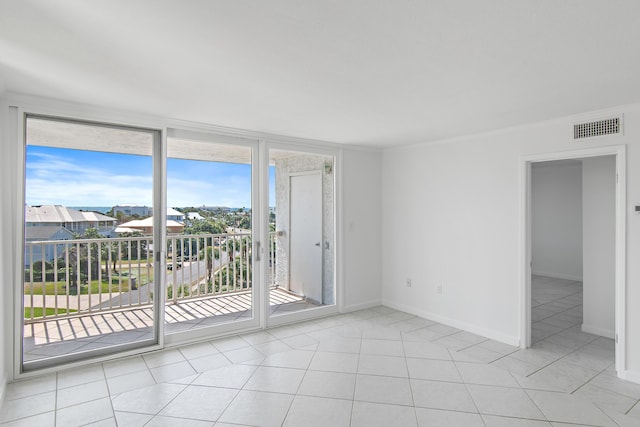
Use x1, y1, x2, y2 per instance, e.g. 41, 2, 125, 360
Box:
288, 170, 324, 303
520, 145, 626, 378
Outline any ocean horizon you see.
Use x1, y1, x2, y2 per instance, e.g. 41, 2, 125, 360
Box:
67, 206, 261, 214
69, 206, 112, 214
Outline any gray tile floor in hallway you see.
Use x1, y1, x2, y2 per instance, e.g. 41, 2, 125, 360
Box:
2, 277, 640, 426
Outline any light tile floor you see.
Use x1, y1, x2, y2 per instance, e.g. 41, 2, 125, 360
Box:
0, 306, 640, 427
3, 282, 639, 426
530, 275, 584, 345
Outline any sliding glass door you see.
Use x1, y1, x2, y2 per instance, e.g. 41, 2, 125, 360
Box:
19, 113, 336, 372
22, 115, 162, 371
164, 133, 259, 339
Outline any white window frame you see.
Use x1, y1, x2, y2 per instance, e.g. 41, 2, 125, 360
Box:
4, 94, 343, 379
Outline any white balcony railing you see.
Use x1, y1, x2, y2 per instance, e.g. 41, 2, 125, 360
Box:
23, 232, 276, 323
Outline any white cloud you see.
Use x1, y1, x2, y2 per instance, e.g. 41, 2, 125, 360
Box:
26, 152, 153, 206
167, 176, 251, 207
26, 151, 251, 207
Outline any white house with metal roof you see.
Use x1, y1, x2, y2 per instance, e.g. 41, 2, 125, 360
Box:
115, 217, 185, 235
25, 205, 117, 238
165, 207, 185, 223
24, 206, 117, 265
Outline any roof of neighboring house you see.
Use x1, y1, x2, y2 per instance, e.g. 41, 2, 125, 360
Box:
166, 220, 186, 228
77, 211, 117, 222
25, 225, 74, 241
187, 212, 204, 220
114, 226, 141, 234
167, 207, 185, 217
26, 205, 117, 223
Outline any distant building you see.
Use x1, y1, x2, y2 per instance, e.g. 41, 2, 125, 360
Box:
187, 212, 204, 221
24, 226, 75, 266
26, 205, 117, 237
24, 205, 117, 265
112, 204, 150, 217
116, 217, 185, 235
25, 225, 75, 242
112, 205, 186, 223
166, 208, 186, 222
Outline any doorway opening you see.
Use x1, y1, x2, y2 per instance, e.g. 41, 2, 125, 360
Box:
523, 147, 626, 377
267, 148, 336, 320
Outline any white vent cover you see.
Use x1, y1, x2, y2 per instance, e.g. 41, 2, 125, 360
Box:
573, 117, 622, 140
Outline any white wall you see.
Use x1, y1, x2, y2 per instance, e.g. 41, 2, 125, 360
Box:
531, 161, 583, 280
381, 102, 640, 379
582, 156, 616, 338
342, 149, 382, 310
382, 137, 521, 344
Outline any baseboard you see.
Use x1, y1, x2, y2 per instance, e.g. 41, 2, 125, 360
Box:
619, 369, 640, 385
381, 299, 520, 347
532, 270, 583, 282
0, 372, 7, 410
581, 323, 615, 339
341, 299, 382, 313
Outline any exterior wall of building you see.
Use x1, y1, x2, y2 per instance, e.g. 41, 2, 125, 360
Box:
274, 153, 335, 305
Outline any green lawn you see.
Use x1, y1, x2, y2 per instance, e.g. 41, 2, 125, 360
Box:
25, 278, 132, 295
101, 258, 151, 267
24, 307, 77, 318
24, 270, 153, 296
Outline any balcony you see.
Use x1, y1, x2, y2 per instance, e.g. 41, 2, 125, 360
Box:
23, 232, 316, 362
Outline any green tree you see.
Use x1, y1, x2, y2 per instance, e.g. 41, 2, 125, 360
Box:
184, 218, 226, 235
207, 254, 252, 293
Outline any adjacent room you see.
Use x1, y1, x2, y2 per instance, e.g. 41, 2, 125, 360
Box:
1, 1, 640, 426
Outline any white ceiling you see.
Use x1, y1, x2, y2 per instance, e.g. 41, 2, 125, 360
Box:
1, 0, 639, 148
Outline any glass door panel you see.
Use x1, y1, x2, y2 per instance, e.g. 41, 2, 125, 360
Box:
165, 136, 256, 334
22, 116, 160, 370
268, 148, 336, 317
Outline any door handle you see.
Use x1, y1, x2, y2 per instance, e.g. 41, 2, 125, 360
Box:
315, 242, 321, 247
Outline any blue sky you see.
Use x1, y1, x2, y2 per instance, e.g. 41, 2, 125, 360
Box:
26, 146, 275, 208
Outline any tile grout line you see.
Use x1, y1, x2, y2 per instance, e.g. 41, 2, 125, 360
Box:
568, 363, 615, 396
400, 332, 420, 427
54, 370, 58, 427
8, 304, 637, 426
450, 351, 488, 427
520, 387, 553, 424
590, 398, 630, 427
350, 326, 363, 427
523, 313, 603, 380
278, 335, 319, 427
625, 398, 640, 416
99, 362, 115, 426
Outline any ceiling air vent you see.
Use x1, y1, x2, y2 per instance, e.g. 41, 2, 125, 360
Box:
573, 116, 622, 140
